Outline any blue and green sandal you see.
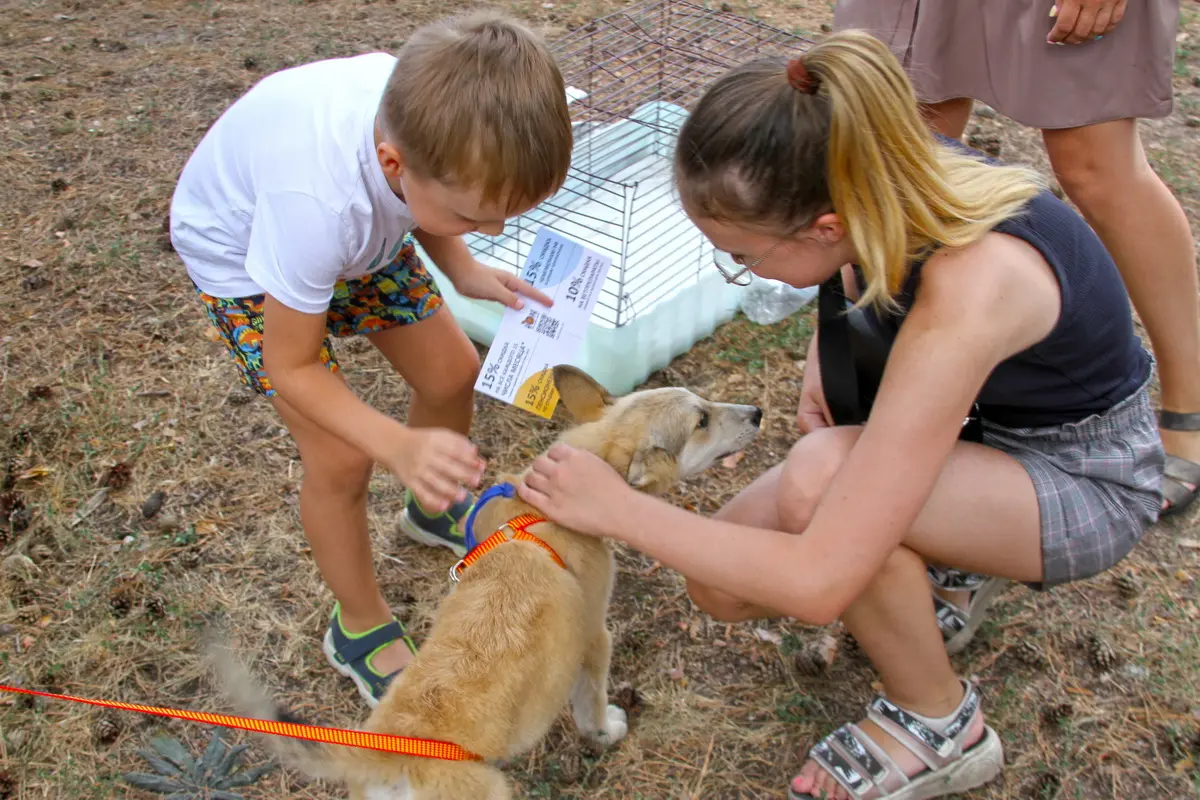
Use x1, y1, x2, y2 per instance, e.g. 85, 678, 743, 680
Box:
322, 602, 418, 707
399, 488, 473, 558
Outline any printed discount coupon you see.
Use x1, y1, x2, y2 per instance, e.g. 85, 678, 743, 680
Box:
474, 228, 613, 419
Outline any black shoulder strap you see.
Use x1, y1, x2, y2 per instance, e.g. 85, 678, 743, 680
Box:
817, 273, 983, 442
817, 275, 865, 426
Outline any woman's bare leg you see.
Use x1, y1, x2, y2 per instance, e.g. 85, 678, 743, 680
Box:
694, 427, 1042, 798
1043, 120, 1200, 479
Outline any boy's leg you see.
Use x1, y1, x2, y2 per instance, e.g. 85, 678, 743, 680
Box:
270, 389, 415, 679
367, 305, 481, 555
331, 235, 482, 555
193, 288, 414, 703
366, 304, 480, 437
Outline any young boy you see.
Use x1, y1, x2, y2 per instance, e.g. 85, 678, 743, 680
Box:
169, 12, 573, 706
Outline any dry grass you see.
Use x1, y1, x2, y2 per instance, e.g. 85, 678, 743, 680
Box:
2, 0, 1200, 798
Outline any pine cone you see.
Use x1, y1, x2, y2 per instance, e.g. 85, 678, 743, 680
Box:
101, 462, 133, 491
0, 492, 23, 543
7, 507, 31, 534
108, 585, 136, 618
0, 491, 23, 518
1112, 571, 1142, 602
1012, 639, 1048, 669
611, 683, 645, 721
178, 547, 202, 570
840, 626, 862, 657
13, 584, 38, 608
144, 595, 167, 619
1086, 633, 1118, 671
1040, 702, 1074, 728
92, 711, 121, 744
1030, 770, 1061, 799
793, 635, 839, 677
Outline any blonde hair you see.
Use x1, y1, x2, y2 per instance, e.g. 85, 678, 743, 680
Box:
381, 12, 573, 212
675, 29, 1044, 311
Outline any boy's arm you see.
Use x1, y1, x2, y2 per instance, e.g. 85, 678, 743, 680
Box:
260, 295, 482, 512
413, 229, 553, 310
242, 192, 482, 510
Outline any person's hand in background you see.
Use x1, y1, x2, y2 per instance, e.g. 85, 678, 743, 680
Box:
1048, 0, 1126, 45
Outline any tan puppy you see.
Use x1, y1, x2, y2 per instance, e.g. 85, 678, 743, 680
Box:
218, 365, 762, 799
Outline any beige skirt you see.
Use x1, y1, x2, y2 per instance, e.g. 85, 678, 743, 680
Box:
833, 0, 1181, 129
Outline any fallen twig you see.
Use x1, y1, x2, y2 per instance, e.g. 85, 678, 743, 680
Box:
68, 488, 109, 528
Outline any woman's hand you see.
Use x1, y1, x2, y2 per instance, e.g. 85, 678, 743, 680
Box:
797, 331, 833, 434
453, 262, 553, 311
517, 443, 632, 537
1048, 0, 1126, 45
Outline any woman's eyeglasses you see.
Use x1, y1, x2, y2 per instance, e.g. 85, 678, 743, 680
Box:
712, 239, 785, 286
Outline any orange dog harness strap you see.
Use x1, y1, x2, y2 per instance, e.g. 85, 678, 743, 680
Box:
0, 684, 482, 761
450, 512, 565, 583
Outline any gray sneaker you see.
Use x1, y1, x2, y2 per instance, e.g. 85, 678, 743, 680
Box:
399, 488, 473, 558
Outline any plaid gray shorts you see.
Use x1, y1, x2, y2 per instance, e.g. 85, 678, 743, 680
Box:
983, 379, 1164, 589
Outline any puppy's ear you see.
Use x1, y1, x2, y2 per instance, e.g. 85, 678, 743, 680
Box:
626, 446, 679, 495
553, 365, 614, 423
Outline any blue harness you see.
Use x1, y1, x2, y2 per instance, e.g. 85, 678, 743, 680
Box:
462, 481, 519, 552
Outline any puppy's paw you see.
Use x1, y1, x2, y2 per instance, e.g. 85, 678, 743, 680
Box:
593, 704, 628, 746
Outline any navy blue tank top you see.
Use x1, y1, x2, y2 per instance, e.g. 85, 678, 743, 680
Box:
859, 145, 1151, 428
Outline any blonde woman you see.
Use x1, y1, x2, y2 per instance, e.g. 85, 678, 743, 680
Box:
517, 31, 1163, 800
834, 0, 1200, 519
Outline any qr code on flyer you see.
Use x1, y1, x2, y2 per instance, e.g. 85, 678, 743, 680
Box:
520, 310, 562, 340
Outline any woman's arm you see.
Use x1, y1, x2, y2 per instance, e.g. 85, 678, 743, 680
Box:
521, 234, 1061, 623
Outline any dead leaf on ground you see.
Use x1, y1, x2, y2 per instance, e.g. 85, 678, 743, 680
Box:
16, 466, 54, 482
754, 627, 782, 646
721, 451, 745, 469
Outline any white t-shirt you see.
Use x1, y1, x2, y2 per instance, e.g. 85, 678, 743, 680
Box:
169, 53, 417, 314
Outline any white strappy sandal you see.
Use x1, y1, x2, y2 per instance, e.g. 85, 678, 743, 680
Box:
788, 679, 1004, 800
927, 566, 1009, 656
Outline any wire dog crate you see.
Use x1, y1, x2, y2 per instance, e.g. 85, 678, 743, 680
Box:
422, 0, 812, 393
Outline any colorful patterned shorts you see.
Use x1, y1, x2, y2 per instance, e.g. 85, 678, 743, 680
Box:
196, 236, 443, 397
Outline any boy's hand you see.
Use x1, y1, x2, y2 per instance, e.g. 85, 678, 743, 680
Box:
385, 427, 485, 514
453, 262, 553, 311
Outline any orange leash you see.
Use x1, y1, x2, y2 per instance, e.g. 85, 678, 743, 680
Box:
0, 514, 564, 760
0, 684, 482, 762
450, 513, 565, 582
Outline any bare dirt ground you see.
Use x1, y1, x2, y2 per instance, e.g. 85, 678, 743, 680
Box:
2, 0, 1200, 798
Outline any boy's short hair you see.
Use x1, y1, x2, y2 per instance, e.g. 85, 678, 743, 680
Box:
381, 12, 573, 211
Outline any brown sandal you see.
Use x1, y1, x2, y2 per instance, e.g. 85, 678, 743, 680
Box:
1159, 411, 1200, 518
